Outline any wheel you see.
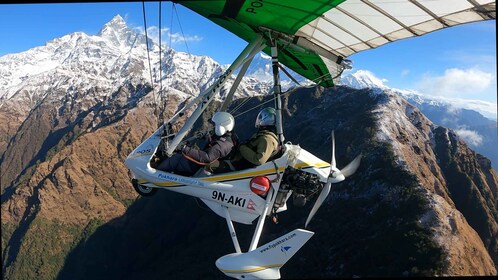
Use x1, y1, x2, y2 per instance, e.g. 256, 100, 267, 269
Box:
132, 179, 158, 197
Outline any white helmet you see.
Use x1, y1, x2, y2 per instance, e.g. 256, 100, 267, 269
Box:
255, 107, 276, 128
212, 111, 235, 136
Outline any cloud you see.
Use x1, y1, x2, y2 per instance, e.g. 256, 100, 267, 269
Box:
135, 26, 202, 47
164, 28, 202, 45
414, 92, 497, 120
400, 69, 410, 78
416, 67, 495, 99
455, 128, 483, 146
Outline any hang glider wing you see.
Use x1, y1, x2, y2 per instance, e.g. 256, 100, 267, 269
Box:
174, 0, 495, 87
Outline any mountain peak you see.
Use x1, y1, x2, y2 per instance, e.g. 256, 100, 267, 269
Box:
110, 14, 126, 24
98, 14, 127, 34
97, 14, 140, 49
99, 14, 128, 30
340, 69, 388, 90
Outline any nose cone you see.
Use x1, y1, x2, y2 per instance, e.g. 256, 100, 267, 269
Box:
330, 171, 345, 183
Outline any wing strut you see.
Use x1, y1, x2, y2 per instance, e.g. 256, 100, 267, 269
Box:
220, 41, 265, 111
223, 206, 242, 253
164, 34, 264, 156
220, 187, 275, 253
248, 188, 275, 251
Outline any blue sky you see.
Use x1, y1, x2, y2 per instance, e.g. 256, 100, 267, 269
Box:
0, 2, 496, 116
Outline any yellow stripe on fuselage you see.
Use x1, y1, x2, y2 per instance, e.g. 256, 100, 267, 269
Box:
293, 161, 330, 169
138, 166, 287, 187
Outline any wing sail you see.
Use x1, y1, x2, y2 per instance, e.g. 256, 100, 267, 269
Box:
175, 0, 495, 87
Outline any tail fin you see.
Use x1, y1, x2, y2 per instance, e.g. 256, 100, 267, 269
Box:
216, 229, 314, 279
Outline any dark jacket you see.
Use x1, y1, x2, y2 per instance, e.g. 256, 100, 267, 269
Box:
231, 128, 279, 170
182, 132, 235, 165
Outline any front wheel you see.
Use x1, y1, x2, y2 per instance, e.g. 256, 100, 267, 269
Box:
132, 179, 158, 197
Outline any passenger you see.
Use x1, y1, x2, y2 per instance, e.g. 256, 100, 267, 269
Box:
156, 112, 235, 176
211, 107, 279, 173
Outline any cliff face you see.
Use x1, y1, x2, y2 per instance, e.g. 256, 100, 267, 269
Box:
2, 86, 497, 279
1, 87, 161, 279
432, 126, 498, 267
278, 87, 497, 276
369, 90, 498, 274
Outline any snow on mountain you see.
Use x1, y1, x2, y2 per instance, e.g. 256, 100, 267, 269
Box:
0, 14, 269, 112
243, 53, 273, 81
340, 69, 389, 90
340, 69, 497, 120
1, 14, 495, 131
340, 69, 498, 170
241, 52, 311, 92
97, 14, 149, 51
0, 15, 151, 103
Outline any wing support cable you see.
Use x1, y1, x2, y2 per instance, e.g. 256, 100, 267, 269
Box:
278, 64, 301, 86
157, 1, 166, 126
141, 1, 159, 122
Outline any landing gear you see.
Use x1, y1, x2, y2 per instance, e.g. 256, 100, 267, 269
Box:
132, 179, 158, 197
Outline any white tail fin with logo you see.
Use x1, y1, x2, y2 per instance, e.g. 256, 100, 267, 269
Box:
216, 229, 314, 279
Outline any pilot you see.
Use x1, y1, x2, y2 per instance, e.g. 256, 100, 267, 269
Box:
156, 111, 236, 176
210, 107, 279, 172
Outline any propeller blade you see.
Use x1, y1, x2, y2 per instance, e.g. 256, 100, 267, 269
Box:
305, 131, 361, 228
305, 180, 331, 228
331, 131, 336, 169
340, 154, 362, 177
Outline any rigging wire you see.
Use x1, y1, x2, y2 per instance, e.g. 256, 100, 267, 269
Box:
141, 1, 159, 123
229, 73, 323, 119
172, 3, 201, 94
163, 2, 178, 97
161, 1, 174, 96
158, 1, 164, 124
169, 2, 174, 50
158, 1, 163, 97
173, 3, 192, 59
156, 1, 176, 122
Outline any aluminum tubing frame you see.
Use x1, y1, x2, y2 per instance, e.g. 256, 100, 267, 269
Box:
165, 35, 265, 156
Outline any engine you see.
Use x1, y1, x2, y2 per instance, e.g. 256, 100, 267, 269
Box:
274, 166, 324, 209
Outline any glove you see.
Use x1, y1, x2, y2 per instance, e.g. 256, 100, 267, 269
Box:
150, 155, 161, 168
175, 142, 187, 153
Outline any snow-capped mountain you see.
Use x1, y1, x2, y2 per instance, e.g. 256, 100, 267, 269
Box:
340, 69, 389, 90
238, 52, 310, 91
340, 69, 497, 120
1, 14, 496, 169
340, 69, 498, 171
0, 14, 269, 113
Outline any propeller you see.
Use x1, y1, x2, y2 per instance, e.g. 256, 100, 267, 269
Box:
305, 131, 362, 228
